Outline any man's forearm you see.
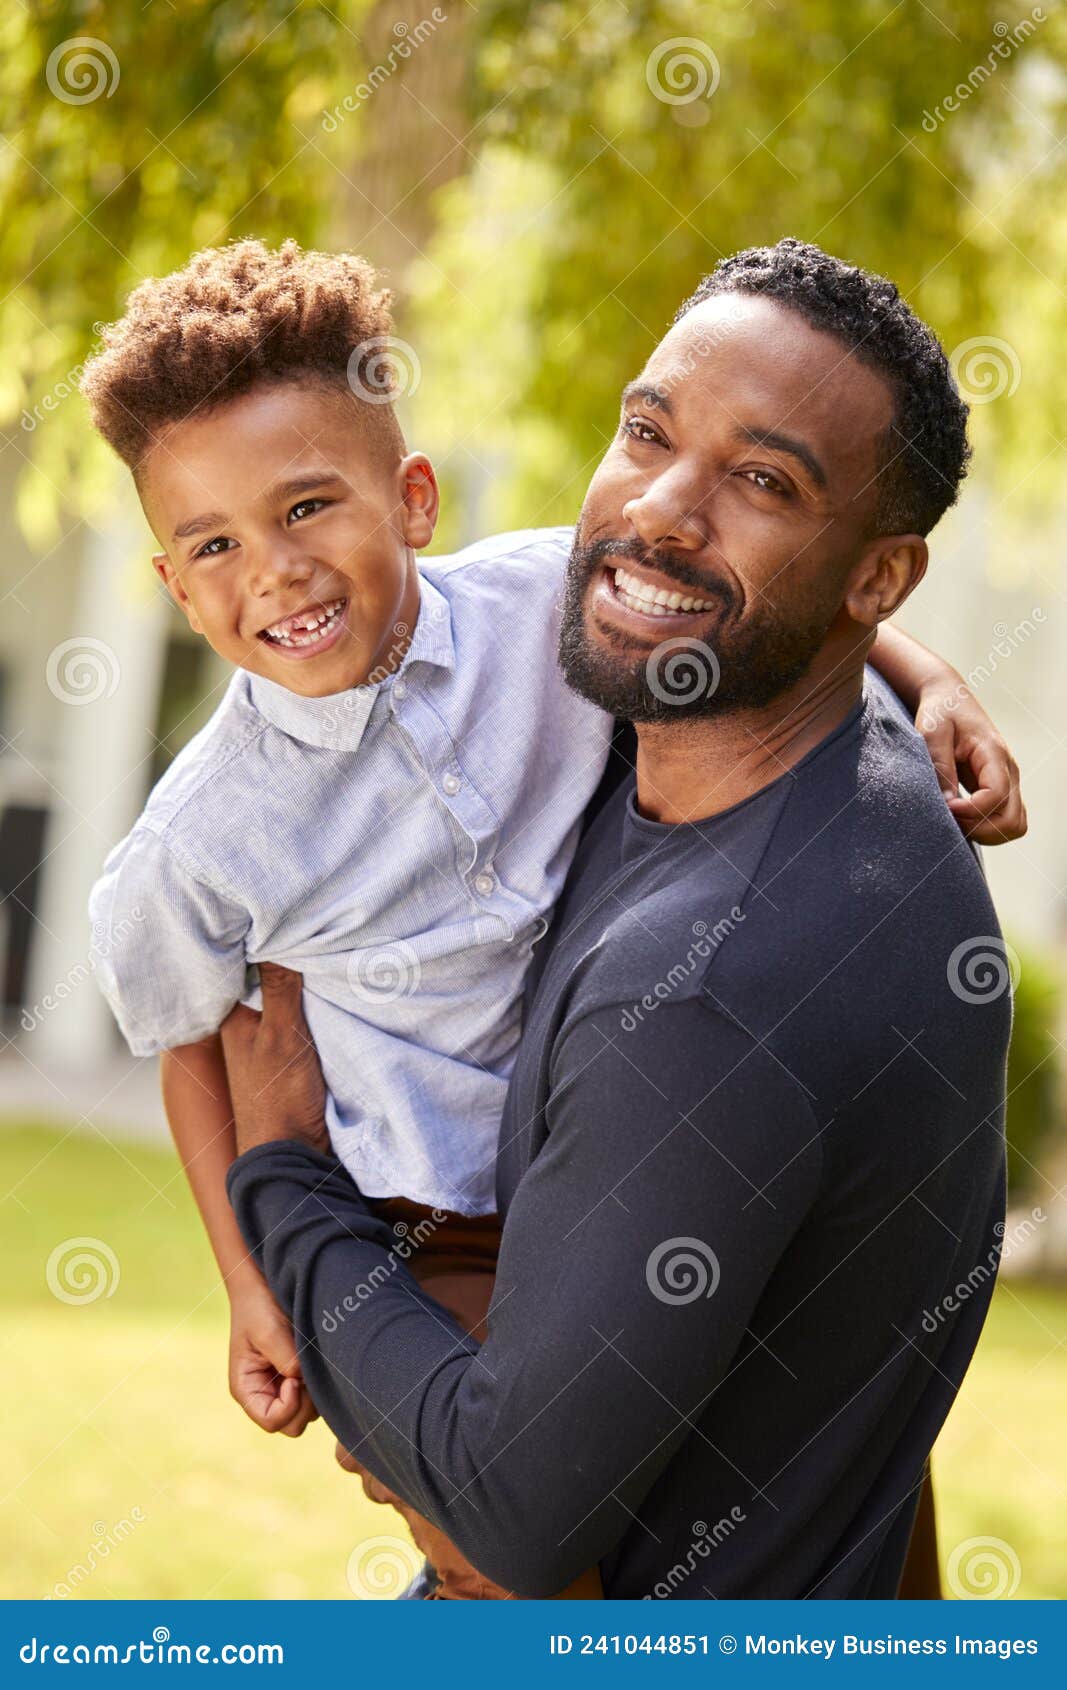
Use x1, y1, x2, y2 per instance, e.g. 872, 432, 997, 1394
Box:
228, 1002, 820, 1595
228, 1142, 483, 1527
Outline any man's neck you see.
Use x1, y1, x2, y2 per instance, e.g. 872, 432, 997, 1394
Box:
634, 644, 869, 825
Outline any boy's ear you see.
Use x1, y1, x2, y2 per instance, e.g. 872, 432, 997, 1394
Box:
397, 453, 439, 551
152, 549, 203, 634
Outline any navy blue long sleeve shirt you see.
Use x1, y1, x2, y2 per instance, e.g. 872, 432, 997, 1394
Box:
229, 673, 1008, 1598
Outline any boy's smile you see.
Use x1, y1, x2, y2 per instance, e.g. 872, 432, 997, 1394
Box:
139, 380, 436, 698
257, 594, 349, 659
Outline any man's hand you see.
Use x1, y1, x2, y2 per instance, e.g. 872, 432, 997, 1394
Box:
915, 673, 1026, 845
220, 963, 330, 1158
228, 1276, 319, 1437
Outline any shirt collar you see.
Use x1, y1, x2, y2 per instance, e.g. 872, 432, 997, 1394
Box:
246, 570, 455, 752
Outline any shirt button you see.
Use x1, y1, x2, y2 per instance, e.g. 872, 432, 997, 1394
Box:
474, 871, 495, 897
442, 772, 461, 796
392, 680, 407, 702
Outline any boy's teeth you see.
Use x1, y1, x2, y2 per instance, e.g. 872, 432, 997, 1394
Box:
262, 597, 345, 646
612, 567, 714, 614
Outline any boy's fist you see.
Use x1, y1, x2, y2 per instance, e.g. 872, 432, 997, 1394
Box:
228, 1280, 319, 1437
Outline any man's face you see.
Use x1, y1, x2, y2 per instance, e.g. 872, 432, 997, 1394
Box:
559, 293, 897, 721
140, 381, 434, 698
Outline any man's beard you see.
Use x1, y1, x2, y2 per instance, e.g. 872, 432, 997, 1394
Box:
557, 528, 838, 724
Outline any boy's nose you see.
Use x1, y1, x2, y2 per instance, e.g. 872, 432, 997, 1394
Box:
247, 541, 314, 596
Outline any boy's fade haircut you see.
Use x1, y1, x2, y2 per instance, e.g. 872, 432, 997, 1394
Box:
81, 237, 404, 476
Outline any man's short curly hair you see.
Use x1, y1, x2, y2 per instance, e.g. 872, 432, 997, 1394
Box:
674, 237, 970, 537
81, 238, 403, 473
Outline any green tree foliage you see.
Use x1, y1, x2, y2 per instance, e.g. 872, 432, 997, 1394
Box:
0, 0, 373, 537
1006, 945, 1061, 1197
408, 0, 1067, 537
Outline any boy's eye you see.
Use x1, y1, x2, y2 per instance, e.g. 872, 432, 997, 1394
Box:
191, 499, 328, 558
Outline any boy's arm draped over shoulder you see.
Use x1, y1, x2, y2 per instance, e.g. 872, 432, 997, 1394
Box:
225, 977, 821, 1596
868, 622, 1025, 843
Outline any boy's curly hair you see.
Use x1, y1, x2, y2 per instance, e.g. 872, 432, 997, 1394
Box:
81, 238, 402, 472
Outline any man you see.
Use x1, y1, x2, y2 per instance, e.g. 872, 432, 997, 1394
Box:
223, 240, 1015, 1598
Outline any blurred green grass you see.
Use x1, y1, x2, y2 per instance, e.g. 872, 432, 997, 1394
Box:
1, 1123, 404, 1600
2, 1123, 1063, 1599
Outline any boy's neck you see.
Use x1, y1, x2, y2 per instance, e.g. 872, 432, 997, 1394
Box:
367, 558, 421, 685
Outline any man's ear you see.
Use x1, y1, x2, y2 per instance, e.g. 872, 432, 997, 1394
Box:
844, 536, 929, 629
152, 549, 204, 635
396, 453, 440, 551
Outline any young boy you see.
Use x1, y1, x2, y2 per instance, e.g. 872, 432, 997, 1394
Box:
83, 239, 1008, 1600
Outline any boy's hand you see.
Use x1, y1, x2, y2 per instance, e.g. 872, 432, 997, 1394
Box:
228, 1279, 319, 1437
915, 673, 1026, 845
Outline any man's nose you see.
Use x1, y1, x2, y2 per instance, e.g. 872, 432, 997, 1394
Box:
622, 470, 710, 554
247, 538, 314, 597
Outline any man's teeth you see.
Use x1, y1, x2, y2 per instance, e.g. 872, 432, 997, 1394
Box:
612, 567, 715, 617
261, 598, 346, 647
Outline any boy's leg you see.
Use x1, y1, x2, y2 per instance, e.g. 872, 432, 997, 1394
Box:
337, 1199, 603, 1600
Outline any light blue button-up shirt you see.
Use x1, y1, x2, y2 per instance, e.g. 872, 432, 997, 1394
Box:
89, 527, 614, 1214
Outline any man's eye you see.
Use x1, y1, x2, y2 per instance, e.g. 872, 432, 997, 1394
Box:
196, 536, 234, 558
289, 498, 326, 521
624, 416, 664, 445
742, 468, 788, 496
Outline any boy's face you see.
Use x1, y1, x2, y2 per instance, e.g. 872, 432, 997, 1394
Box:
140, 381, 437, 697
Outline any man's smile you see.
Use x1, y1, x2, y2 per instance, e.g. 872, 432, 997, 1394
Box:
592, 557, 732, 638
